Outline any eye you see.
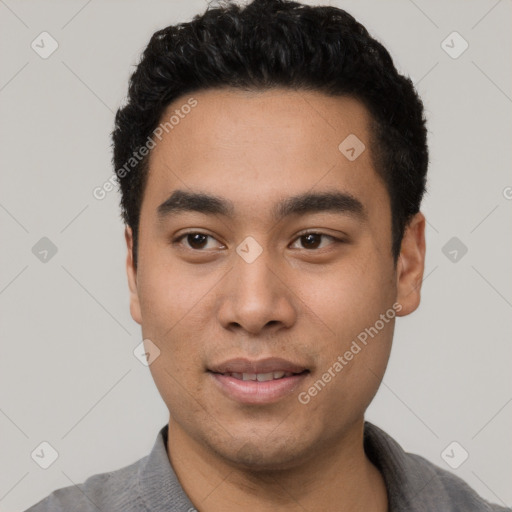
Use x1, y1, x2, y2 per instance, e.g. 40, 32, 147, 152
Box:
290, 232, 341, 250
173, 232, 225, 251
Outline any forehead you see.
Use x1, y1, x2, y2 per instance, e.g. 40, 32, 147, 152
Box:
143, 88, 388, 221
153, 87, 372, 161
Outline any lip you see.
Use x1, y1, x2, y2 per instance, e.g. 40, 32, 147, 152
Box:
207, 357, 310, 405
208, 357, 308, 374
209, 371, 309, 404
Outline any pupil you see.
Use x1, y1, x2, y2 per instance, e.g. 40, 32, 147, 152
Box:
303, 234, 320, 249
189, 233, 207, 249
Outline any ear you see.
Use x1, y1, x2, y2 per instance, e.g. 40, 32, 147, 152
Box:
395, 212, 426, 317
125, 225, 142, 325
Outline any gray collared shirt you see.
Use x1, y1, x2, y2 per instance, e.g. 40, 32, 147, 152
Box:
25, 421, 511, 511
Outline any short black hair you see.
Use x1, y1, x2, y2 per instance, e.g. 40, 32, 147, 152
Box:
112, 0, 428, 268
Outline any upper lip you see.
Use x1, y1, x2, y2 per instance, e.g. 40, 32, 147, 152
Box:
208, 357, 308, 374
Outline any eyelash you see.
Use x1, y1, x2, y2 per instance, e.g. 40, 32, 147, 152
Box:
172, 231, 344, 251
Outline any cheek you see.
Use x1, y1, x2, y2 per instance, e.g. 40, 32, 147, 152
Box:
297, 254, 396, 403
299, 254, 395, 335
136, 254, 210, 337
139, 262, 209, 413
148, 355, 207, 431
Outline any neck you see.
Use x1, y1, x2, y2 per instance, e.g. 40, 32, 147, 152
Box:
166, 418, 388, 512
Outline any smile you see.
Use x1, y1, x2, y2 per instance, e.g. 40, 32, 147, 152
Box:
222, 371, 297, 381
208, 369, 309, 405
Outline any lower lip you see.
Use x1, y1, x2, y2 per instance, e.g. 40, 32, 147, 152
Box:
209, 371, 309, 405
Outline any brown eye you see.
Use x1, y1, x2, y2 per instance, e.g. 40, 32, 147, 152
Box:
186, 233, 209, 249
300, 233, 323, 249
173, 232, 224, 251
291, 232, 339, 250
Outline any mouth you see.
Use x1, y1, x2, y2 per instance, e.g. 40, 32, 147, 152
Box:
216, 370, 307, 382
207, 357, 310, 404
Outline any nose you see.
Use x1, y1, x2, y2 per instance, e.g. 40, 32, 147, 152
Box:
217, 246, 297, 336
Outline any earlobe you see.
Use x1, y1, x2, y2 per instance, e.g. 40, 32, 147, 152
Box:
395, 212, 426, 317
125, 226, 142, 325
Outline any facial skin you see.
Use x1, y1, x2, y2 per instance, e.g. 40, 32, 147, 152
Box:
125, 88, 426, 511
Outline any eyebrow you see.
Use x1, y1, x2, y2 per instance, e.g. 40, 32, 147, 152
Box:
157, 189, 366, 223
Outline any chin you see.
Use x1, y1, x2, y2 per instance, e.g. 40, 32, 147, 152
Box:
214, 434, 313, 473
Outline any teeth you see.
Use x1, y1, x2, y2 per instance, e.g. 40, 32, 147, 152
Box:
256, 372, 274, 382
226, 371, 296, 381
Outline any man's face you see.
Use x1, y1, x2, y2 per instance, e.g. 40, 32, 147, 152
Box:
126, 88, 424, 469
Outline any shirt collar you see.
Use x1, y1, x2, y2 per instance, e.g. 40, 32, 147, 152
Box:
137, 424, 196, 511
136, 421, 442, 512
364, 421, 442, 512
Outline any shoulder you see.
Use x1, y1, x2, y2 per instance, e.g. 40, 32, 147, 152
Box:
23, 456, 146, 512
25, 424, 197, 512
406, 451, 511, 512
364, 422, 511, 512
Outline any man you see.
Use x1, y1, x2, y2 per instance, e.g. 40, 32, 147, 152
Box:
25, 0, 510, 510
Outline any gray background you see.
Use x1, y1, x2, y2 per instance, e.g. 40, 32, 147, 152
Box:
1, 0, 511, 510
